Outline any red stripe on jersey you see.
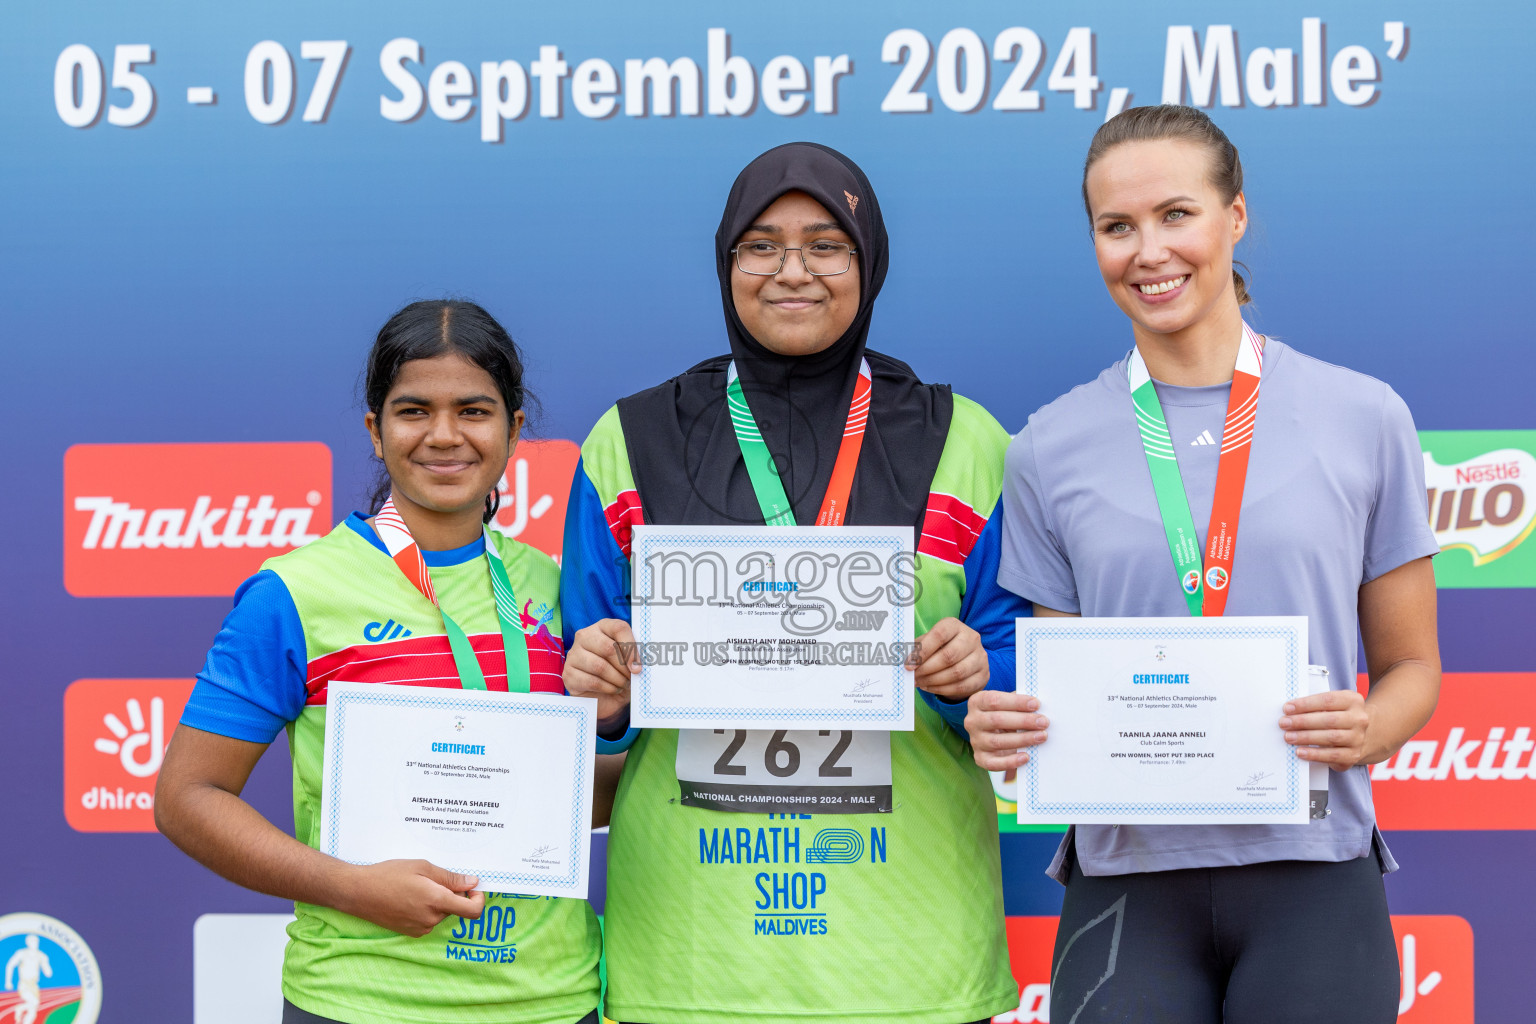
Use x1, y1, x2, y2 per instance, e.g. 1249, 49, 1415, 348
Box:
604, 489, 644, 559
304, 631, 566, 705
917, 492, 987, 566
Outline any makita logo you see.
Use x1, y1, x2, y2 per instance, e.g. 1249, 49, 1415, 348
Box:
994, 917, 1055, 1024
64, 442, 331, 597
991, 915, 1472, 1024
1371, 726, 1534, 781
73, 495, 321, 550
1366, 672, 1536, 830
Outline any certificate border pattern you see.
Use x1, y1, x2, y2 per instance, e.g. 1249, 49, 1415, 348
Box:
321, 689, 590, 891
632, 531, 910, 723
1020, 623, 1302, 817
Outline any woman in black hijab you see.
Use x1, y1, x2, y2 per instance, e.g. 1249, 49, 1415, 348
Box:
560, 143, 1028, 1023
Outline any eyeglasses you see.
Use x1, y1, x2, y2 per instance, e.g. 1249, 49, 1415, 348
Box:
730, 240, 858, 276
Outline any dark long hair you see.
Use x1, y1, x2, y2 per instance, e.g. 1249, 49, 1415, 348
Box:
363, 299, 530, 523
1082, 104, 1252, 305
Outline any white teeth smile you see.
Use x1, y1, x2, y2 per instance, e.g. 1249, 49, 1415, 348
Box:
1138, 275, 1187, 295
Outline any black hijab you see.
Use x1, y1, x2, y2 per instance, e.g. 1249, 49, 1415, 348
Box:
617, 142, 952, 530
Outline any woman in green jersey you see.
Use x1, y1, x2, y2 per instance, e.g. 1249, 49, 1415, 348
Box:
157, 300, 613, 1024
559, 144, 1029, 1023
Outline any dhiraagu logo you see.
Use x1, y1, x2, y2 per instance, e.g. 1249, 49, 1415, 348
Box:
1420, 431, 1536, 588
0, 913, 103, 1024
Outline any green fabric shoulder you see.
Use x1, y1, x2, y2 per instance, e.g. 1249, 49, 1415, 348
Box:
931, 393, 1013, 516
579, 405, 636, 506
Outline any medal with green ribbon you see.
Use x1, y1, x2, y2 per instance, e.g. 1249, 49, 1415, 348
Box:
1129, 322, 1264, 617
372, 498, 531, 692
725, 358, 872, 526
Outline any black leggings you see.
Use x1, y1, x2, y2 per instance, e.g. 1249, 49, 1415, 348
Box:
283, 1004, 600, 1024
1050, 853, 1399, 1024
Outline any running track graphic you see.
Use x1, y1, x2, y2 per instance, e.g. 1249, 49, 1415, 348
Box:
0, 987, 83, 1023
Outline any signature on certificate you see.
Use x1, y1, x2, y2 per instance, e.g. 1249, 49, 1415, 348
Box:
851, 678, 878, 693
1245, 770, 1275, 786
529, 844, 556, 859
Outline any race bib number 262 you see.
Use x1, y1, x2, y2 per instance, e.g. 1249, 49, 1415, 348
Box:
675, 728, 892, 814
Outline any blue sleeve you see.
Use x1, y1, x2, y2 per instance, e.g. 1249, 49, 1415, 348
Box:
560, 458, 640, 754
919, 511, 1032, 736
179, 570, 309, 744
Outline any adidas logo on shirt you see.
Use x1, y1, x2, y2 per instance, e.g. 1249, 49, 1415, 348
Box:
1190, 429, 1217, 447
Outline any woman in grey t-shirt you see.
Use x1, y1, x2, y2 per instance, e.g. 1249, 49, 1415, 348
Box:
967, 106, 1441, 1023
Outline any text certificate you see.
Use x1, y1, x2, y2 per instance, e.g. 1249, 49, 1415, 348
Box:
1016, 616, 1309, 826
318, 682, 596, 898
630, 524, 915, 730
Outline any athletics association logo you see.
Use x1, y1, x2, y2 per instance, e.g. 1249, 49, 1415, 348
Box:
1420, 431, 1536, 588
1180, 569, 1201, 595
64, 442, 332, 597
490, 440, 581, 562
1368, 672, 1536, 829
64, 678, 195, 832
1204, 566, 1229, 591
0, 913, 102, 1024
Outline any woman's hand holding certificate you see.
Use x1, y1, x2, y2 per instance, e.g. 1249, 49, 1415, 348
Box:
1003, 616, 1312, 825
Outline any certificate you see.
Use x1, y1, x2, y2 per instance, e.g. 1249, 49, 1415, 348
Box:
1016, 616, 1309, 825
318, 682, 596, 899
629, 524, 915, 730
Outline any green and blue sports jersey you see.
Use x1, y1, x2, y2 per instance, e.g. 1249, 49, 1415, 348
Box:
560, 398, 1028, 1024
182, 514, 601, 1024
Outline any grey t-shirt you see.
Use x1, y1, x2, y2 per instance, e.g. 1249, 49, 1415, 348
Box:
999, 339, 1438, 879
